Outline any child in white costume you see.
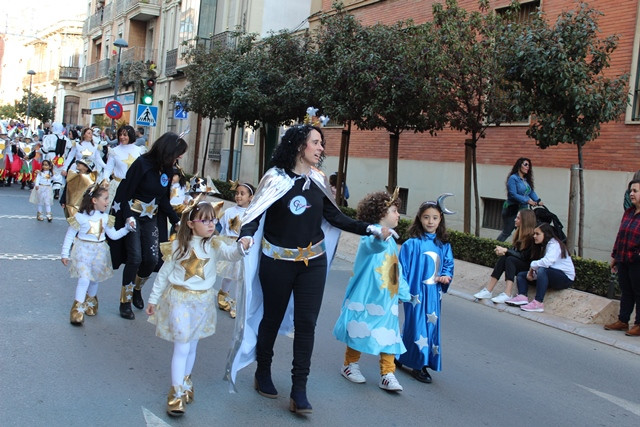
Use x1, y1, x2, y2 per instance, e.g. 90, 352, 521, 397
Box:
30, 159, 54, 222
216, 181, 254, 318
146, 200, 251, 417
61, 184, 135, 326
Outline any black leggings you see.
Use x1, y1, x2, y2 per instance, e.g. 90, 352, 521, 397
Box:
121, 216, 159, 287
256, 253, 327, 392
491, 255, 529, 282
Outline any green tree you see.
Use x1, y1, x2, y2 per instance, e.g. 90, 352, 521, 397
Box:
313, 3, 370, 205
431, 0, 522, 235
0, 104, 17, 119
15, 90, 54, 124
350, 19, 446, 192
506, 2, 628, 255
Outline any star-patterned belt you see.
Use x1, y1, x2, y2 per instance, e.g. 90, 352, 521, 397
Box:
172, 284, 208, 294
261, 238, 326, 266
129, 198, 158, 217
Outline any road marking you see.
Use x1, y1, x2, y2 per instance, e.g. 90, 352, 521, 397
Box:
142, 406, 172, 426
0, 214, 65, 220
0, 253, 59, 260
579, 384, 640, 416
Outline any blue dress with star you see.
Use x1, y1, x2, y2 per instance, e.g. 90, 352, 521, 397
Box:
398, 233, 454, 371
333, 232, 410, 355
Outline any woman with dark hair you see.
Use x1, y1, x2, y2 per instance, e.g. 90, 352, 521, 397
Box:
227, 124, 392, 414
606, 179, 640, 336
103, 125, 143, 206
506, 222, 575, 312
110, 131, 188, 320
497, 157, 543, 242
62, 127, 106, 176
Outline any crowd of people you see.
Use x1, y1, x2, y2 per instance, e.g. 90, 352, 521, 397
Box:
4, 117, 639, 419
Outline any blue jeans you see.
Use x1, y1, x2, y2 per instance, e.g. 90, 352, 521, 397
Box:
516, 267, 573, 303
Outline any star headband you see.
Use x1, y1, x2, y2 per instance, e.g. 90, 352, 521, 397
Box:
384, 187, 400, 208
229, 179, 254, 195
421, 193, 456, 215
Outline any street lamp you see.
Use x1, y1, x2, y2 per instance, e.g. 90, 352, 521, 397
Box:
26, 70, 36, 128
112, 38, 128, 131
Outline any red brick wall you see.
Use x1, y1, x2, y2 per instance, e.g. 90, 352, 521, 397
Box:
319, 0, 640, 171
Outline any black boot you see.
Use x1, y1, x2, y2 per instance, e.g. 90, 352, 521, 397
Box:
132, 289, 144, 310
289, 389, 312, 414
119, 302, 135, 319
53, 189, 59, 199
254, 371, 278, 398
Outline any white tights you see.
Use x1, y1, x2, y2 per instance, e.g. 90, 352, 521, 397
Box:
171, 339, 199, 386
220, 277, 234, 294
37, 204, 51, 214
74, 277, 99, 302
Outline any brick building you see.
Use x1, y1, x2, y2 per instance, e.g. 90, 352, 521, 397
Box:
309, 0, 640, 260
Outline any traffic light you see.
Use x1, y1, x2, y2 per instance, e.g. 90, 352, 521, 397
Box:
142, 77, 155, 105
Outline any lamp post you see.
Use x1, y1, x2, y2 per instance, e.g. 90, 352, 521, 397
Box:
112, 38, 128, 132
26, 70, 36, 128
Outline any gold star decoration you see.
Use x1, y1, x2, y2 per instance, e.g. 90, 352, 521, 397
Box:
87, 219, 104, 239
375, 252, 400, 298
170, 186, 180, 200
228, 215, 241, 234
294, 242, 317, 267
122, 153, 136, 169
80, 148, 93, 157
181, 249, 209, 281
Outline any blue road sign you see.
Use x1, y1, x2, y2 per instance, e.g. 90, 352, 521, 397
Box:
136, 104, 158, 127
174, 102, 188, 120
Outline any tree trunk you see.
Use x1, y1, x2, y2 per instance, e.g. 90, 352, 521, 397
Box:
226, 123, 237, 181
577, 144, 585, 257
336, 121, 351, 206
471, 136, 480, 237
463, 139, 473, 233
200, 118, 212, 177
193, 113, 203, 174
387, 131, 399, 193
258, 124, 266, 178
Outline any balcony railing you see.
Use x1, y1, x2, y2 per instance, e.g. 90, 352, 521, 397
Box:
176, 31, 237, 69
59, 66, 80, 80
165, 48, 178, 76
79, 58, 111, 84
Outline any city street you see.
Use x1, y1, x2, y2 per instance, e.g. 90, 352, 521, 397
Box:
1, 186, 639, 426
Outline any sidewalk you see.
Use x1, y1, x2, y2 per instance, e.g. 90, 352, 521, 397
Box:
334, 231, 640, 356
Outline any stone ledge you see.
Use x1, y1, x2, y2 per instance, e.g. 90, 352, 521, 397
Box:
335, 231, 623, 325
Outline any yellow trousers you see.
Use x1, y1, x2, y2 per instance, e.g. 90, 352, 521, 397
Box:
344, 346, 395, 376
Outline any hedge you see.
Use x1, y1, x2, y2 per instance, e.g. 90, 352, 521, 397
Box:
212, 178, 619, 299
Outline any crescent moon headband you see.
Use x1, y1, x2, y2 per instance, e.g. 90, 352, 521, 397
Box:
421, 193, 456, 215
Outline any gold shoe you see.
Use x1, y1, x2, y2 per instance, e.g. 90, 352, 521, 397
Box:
218, 290, 231, 311
70, 300, 85, 326
37, 212, 44, 221
183, 375, 194, 404
85, 294, 98, 316
46, 212, 53, 222
166, 385, 185, 417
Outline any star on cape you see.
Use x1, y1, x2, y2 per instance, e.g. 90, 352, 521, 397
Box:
431, 344, 440, 356
139, 198, 157, 218
112, 201, 121, 213
415, 335, 429, 350
410, 294, 421, 308
181, 249, 209, 281
228, 215, 241, 234
87, 219, 104, 238
427, 311, 439, 324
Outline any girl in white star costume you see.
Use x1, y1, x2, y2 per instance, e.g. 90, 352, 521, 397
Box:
102, 126, 143, 205
62, 127, 107, 176
61, 185, 135, 326
146, 201, 251, 417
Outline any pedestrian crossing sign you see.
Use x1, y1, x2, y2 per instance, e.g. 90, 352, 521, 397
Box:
136, 104, 158, 127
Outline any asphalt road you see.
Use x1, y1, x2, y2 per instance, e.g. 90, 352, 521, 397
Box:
1, 185, 639, 426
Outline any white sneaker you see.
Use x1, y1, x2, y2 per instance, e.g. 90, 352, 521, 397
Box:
491, 292, 511, 304
341, 363, 366, 383
473, 288, 492, 299
379, 372, 403, 391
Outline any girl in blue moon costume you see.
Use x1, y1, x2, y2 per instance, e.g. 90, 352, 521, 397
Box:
397, 200, 454, 383
333, 190, 410, 391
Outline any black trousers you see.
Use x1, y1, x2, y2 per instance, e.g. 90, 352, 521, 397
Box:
121, 215, 159, 287
617, 262, 640, 325
256, 253, 327, 392
491, 255, 529, 282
